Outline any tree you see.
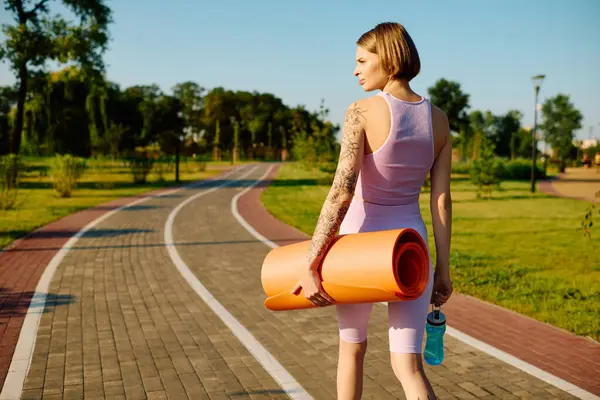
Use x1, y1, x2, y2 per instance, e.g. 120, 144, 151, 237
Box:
0, 86, 17, 155
232, 119, 239, 163
427, 78, 470, 134
153, 94, 184, 155
470, 135, 500, 199
172, 81, 204, 141
0, 0, 112, 155
540, 94, 583, 172
495, 110, 522, 159
512, 127, 533, 160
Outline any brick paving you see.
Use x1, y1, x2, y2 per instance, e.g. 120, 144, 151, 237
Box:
0, 162, 595, 399
0, 166, 236, 394
14, 165, 289, 400
0, 173, 235, 394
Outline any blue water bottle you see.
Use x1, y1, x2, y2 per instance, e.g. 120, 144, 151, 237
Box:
424, 305, 446, 365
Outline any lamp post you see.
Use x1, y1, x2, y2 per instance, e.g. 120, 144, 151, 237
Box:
530, 74, 545, 193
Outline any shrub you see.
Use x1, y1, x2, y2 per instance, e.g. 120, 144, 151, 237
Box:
451, 160, 472, 175
194, 161, 207, 172
130, 156, 154, 184
498, 158, 545, 180
0, 154, 22, 210
153, 156, 174, 183
50, 154, 87, 198
470, 137, 500, 199
292, 131, 318, 169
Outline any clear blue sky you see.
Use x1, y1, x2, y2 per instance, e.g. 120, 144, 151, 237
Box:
1, 0, 599, 140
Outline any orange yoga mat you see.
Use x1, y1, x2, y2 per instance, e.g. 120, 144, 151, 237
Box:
261, 228, 430, 311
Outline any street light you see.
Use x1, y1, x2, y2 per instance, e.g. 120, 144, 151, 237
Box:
530, 74, 545, 193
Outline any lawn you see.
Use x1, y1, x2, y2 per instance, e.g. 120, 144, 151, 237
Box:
0, 157, 245, 249
261, 162, 600, 342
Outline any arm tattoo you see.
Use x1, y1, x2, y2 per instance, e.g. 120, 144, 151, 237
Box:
306, 102, 366, 270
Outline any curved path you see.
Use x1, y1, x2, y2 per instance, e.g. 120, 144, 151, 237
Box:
0, 163, 596, 399
539, 167, 600, 202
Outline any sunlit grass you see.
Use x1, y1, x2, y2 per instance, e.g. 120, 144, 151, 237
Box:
0, 158, 246, 248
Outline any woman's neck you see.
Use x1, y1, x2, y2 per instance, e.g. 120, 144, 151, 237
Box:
382, 79, 420, 100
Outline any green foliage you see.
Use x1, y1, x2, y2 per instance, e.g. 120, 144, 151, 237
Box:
495, 110, 523, 158
152, 157, 173, 183
291, 130, 317, 168
172, 81, 204, 140
1, 0, 113, 154
50, 154, 87, 197
214, 119, 220, 146
580, 189, 600, 239
12, 63, 336, 161
427, 78, 470, 133
267, 122, 272, 148
129, 155, 154, 184
470, 136, 500, 198
498, 158, 545, 180
233, 120, 239, 148
453, 158, 545, 181
0, 154, 21, 209
541, 94, 583, 166
451, 160, 471, 175
0, 86, 17, 155
290, 99, 339, 172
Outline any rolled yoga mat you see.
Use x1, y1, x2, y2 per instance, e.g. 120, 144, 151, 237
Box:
261, 228, 430, 311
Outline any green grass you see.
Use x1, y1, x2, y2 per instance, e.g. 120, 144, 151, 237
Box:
0, 158, 248, 249
261, 162, 600, 342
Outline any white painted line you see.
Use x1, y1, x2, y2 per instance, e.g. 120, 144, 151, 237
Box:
231, 166, 279, 250
0, 166, 245, 400
231, 164, 600, 400
165, 164, 313, 400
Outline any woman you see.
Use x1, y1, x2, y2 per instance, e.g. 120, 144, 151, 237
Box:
291, 22, 453, 399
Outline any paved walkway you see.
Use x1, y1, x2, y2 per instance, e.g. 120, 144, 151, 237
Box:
539, 167, 600, 202
0, 163, 597, 399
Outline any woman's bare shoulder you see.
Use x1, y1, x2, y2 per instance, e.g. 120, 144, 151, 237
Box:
430, 104, 450, 138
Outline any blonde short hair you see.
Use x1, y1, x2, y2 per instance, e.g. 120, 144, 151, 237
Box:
357, 22, 421, 82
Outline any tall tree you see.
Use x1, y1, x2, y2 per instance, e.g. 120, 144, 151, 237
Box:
469, 110, 485, 159
0, 86, 17, 155
0, 0, 112, 155
495, 110, 522, 158
427, 78, 470, 133
540, 94, 583, 172
153, 94, 184, 154
172, 81, 204, 141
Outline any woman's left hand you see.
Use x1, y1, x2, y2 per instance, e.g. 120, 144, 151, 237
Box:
290, 269, 335, 307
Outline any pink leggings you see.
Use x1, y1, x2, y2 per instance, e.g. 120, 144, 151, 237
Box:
335, 267, 434, 353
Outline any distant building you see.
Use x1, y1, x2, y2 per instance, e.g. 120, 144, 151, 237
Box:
578, 138, 598, 149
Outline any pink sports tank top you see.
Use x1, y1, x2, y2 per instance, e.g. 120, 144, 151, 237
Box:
353, 91, 434, 207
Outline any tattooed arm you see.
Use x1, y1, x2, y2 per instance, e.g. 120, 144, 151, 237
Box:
305, 101, 367, 272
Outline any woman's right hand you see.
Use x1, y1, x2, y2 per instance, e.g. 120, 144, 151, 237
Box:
290, 269, 335, 307
431, 270, 453, 307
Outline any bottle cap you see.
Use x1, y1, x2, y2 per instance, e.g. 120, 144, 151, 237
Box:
427, 307, 446, 326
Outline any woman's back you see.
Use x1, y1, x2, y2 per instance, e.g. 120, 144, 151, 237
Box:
353, 90, 447, 208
